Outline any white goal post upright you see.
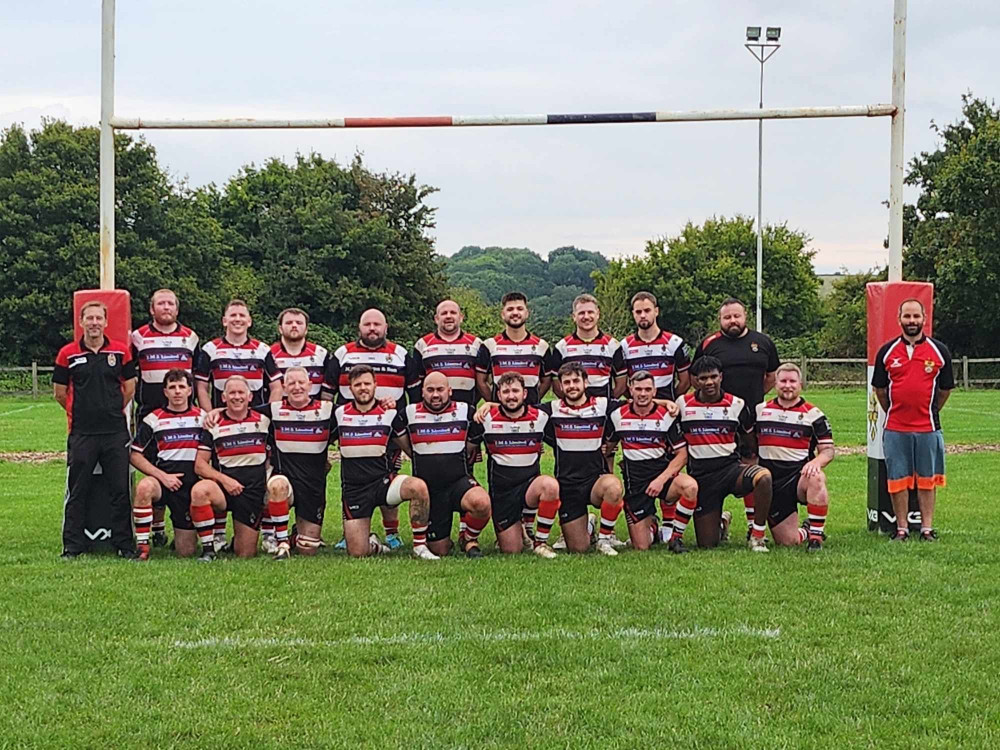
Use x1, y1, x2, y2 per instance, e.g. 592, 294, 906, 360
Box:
98, 0, 909, 530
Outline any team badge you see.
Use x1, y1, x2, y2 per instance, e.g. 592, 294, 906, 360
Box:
750, 342, 759, 352
798, 413, 805, 421
107, 353, 117, 366
722, 407, 729, 417
385, 354, 393, 363
465, 344, 471, 353
924, 360, 935, 373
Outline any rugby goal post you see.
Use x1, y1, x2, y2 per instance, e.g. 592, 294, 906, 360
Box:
97, 0, 914, 530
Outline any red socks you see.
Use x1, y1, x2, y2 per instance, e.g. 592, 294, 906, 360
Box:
534, 498, 561, 544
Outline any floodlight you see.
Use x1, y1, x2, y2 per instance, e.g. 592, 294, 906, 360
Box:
766, 27, 781, 41
746, 26, 761, 41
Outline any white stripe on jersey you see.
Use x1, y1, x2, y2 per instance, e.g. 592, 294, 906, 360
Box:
270, 401, 334, 455
482, 410, 548, 467
334, 343, 408, 401
131, 330, 199, 383
158, 447, 198, 462
271, 343, 330, 398
334, 406, 397, 460
553, 335, 621, 388
609, 408, 678, 461
550, 397, 608, 452
677, 394, 745, 461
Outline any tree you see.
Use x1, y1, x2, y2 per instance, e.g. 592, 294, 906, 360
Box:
593, 216, 823, 346
817, 268, 887, 357
0, 121, 230, 365
212, 153, 449, 347
447, 287, 499, 340
444, 246, 550, 303
547, 246, 608, 288
903, 94, 1000, 355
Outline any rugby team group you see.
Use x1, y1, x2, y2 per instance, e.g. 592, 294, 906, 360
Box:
54, 288, 843, 562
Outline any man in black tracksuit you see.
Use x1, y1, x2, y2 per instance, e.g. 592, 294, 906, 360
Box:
54, 300, 138, 558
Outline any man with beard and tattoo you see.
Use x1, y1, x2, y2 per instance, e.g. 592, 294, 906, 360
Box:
693, 298, 779, 538
325, 308, 420, 551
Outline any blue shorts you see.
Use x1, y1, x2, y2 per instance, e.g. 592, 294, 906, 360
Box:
883, 429, 946, 494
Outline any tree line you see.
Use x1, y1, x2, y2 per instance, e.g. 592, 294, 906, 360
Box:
0, 94, 996, 366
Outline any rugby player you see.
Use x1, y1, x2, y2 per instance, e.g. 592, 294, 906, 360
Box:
191, 376, 272, 561
325, 308, 418, 550
478, 372, 561, 558
693, 298, 779, 536
620, 291, 690, 402
548, 294, 626, 401
755, 363, 834, 551
195, 299, 282, 410
410, 299, 483, 405
131, 288, 200, 547
255, 366, 335, 560
675, 355, 773, 551
335, 365, 438, 560
54, 301, 137, 559
477, 292, 552, 405
130, 369, 205, 560
392, 372, 491, 558
541, 362, 625, 556
608, 372, 698, 553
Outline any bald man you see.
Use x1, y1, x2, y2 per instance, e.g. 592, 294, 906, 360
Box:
410, 299, 484, 406
392, 372, 491, 558
325, 308, 420, 550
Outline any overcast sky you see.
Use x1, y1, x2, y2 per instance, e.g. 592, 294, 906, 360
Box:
4, 1, 997, 272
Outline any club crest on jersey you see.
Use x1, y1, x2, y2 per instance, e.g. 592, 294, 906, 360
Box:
465, 344, 471, 353
798, 412, 805, 421
750, 342, 759, 352
385, 354, 393, 363
107, 353, 117, 366
924, 360, 935, 373
722, 407, 729, 417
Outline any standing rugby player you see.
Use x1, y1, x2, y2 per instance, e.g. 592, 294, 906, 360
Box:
608, 372, 698, 553
393, 373, 491, 558
675, 356, 773, 550
694, 298, 779, 535
478, 372, 561, 558
325, 308, 418, 550
620, 291, 690, 402
131, 288, 200, 547
410, 299, 483, 405
756, 363, 834, 551
335, 365, 437, 560
195, 299, 282, 410
477, 292, 552, 405
548, 294, 626, 401
191, 377, 271, 560
130, 369, 205, 560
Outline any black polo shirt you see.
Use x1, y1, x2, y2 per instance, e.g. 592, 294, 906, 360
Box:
693, 329, 779, 410
54, 336, 137, 434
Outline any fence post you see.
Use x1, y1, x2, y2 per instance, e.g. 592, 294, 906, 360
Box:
962, 356, 969, 389
31, 361, 39, 400
800, 356, 808, 387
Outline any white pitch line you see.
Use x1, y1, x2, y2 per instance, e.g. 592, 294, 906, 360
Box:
0, 404, 48, 418
172, 625, 780, 650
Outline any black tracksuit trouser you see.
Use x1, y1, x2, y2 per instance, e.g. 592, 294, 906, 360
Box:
63, 430, 134, 554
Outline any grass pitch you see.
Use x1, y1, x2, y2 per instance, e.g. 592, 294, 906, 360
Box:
1, 391, 999, 747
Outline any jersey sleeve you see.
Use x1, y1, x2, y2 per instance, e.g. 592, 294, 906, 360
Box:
871, 342, 891, 388
546, 342, 564, 377
405, 351, 423, 405
194, 347, 211, 382
666, 420, 686, 453
611, 343, 627, 377
120, 343, 137, 381
738, 401, 755, 434
264, 351, 281, 383
467, 416, 485, 445
766, 336, 780, 373
538, 403, 555, 447
813, 412, 834, 445
198, 427, 215, 452
53, 346, 71, 386
475, 342, 491, 374
936, 340, 955, 391
132, 417, 155, 455
322, 353, 341, 398
391, 408, 409, 438
675, 340, 691, 372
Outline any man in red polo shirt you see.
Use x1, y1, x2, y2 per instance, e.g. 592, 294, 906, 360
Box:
871, 299, 954, 542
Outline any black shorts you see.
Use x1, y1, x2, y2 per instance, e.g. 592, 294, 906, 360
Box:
153, 477, 197, 531
767, 470, 803, 527
225, 484, 266, 530
490, 476, 534, 534
692, 463, 764, 518
275, 473, 327, 526
624, 477, 673, 525
342, 476, 397, 521
558, 475, 603, 524
428, 476, 480, 542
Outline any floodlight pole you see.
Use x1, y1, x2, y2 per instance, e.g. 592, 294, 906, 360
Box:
745, 36, 780, 332
99, 0, 115, 290
888, 0, 906, 282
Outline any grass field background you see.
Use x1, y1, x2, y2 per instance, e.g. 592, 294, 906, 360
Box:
1, 391, 999, 747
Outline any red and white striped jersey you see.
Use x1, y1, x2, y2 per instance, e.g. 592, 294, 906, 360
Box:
477, 331, 550, 404
609, 402, 685, 492
255, 399, 334, 500
676, 392, 754, 476
755, 398, 833, 478
327, 340, 415, 404
480, 405, 548, 488
411, 331, 483, 405
871, 335, 954, 432
393, 401, 483, 487
333, 403, 397, 489
194, 337, 280, 409
269, 341, 331, 399
130, 322, 200, 417
541, 396, 616, 485
620, 330, 690, 401
548, 331, 626, 400
199, 410, 270, 487
131, 405, 205, 480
